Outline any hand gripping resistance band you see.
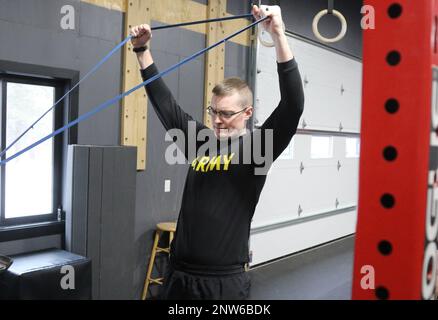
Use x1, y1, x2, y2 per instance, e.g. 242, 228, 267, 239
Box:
0, 13, 255, 159
0, 15, 268, 166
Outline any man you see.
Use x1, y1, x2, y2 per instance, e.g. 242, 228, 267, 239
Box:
131, 5, 304, 299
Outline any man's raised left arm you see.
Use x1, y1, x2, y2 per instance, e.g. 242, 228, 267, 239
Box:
253, 5, 305, 161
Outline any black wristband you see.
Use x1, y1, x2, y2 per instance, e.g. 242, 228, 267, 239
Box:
133, 45, 148, 53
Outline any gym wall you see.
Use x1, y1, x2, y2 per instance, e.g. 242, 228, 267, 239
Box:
0, 0, 124, 255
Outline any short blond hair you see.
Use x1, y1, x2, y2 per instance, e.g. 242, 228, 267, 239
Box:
212, 77, 253, 107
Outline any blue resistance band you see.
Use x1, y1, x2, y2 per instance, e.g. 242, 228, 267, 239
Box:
0, 12, 255, 159
0, 36, 132, 159
0, 16, 268, 166
148, 13, 254, 31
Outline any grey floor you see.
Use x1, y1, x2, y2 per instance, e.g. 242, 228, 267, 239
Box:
248, 235, 355, 300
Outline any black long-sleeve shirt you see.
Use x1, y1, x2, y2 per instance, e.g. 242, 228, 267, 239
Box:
141, 58, 304, 267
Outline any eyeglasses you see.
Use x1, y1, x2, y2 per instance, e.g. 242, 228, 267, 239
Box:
206, 106, 248, 119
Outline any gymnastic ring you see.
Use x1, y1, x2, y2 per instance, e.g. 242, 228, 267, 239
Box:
257, 21, 286, 47
312, 9, 347, 43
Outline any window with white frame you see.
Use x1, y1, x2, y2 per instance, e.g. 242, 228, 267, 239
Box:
0, 76, 64, 226
310, 135, 333, 159
346, 137, 360, 158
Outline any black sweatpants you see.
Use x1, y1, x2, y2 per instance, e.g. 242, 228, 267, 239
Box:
160, 260, 251, 300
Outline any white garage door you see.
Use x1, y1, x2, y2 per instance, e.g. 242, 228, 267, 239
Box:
250, 33, 362, 266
